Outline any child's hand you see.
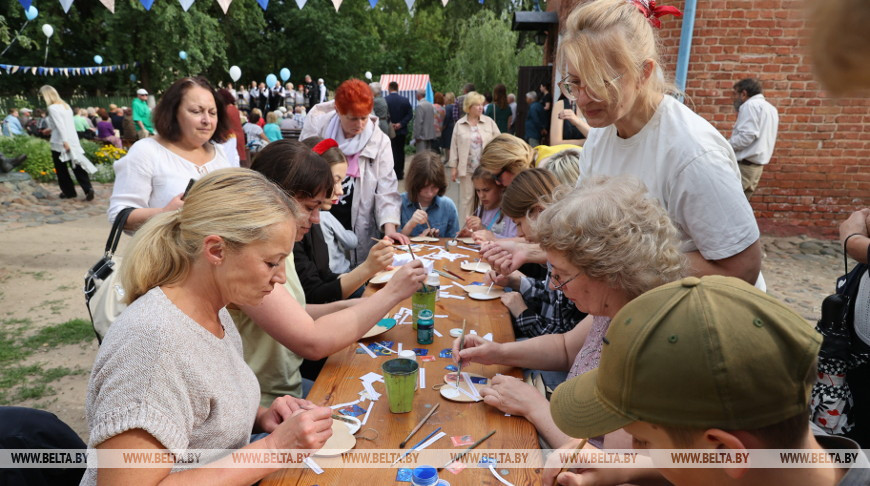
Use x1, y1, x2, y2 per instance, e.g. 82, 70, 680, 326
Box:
410, 209, 428, 227
465, 216, 482, 232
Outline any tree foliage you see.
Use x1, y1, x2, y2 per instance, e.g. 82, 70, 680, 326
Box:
0, 0, 544, 99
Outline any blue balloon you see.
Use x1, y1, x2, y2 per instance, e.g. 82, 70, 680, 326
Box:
25, 6, 38, 21
179, 50, 188, 60
93, 55, 103, 65
266, 73, 278, 88
280, 68, 291, 82
130, 74, 137, 81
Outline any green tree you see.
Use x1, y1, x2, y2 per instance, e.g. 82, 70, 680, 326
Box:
446, 9, 542, 95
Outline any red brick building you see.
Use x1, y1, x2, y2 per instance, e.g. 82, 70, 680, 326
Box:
548, 0, 870, 238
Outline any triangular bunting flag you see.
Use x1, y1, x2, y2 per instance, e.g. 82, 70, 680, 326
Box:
17, 0, 32, 10
331, 0, 341, 11
60, 0, 75, 13
217, 0, 232, 13
31, 66, 37, 75
62, 68, 68, 76
140, 0, 155, 10
37, 67, 44, 75
11, 65, 19, 74
404, 0, 414, 12
368, 0, 377, 7
99, 0, 115, 12
256, 0, 268, 9
178, 0, 195, 11
440, 0, 448, 5
295, 0, 307, 8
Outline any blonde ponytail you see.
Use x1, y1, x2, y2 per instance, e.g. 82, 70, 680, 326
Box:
121, 168, 298, 304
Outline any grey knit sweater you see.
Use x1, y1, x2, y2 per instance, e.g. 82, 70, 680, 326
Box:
81, 287, 260, 484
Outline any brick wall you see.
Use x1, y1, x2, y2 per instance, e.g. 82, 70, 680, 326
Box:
554, 0, 870, 238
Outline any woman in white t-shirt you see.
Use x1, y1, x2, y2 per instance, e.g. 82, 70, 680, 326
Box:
108, 76, 233, 230
556, 0, 761, 285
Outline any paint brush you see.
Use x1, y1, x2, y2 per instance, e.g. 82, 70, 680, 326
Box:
454, 319, 467, 389
438, 430, 496, 471
418, 202, 433, 235
406, 241, 430, 292
444, 269, 466, 281
486, 281, 494, 295
398, 403, 440, 448
331, 414, 359, 425
434, 268, 464, 283
552, 438, 588, 486
391, 427, 442, 466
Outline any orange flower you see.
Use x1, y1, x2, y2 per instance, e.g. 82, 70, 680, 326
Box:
40, 171, 47, 175
53, 169, 57, 173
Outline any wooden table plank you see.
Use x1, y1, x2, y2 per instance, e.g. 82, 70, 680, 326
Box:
261, 242, 541, 485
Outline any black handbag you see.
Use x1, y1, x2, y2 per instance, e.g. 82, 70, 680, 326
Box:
83, 207, 134, 341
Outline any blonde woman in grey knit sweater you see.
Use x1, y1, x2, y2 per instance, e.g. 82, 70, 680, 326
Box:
82, 168, 334, 485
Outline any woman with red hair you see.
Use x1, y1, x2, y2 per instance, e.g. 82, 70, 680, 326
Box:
301, 79, 409, 265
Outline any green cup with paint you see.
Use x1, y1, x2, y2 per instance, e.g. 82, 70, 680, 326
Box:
382, 358, 419, 413
411, 285, 437, 330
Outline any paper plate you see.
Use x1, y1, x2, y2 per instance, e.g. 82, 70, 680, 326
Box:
460, 261, 491, 273
468, 291, 503, 301
457, 237, 477, 245
410, 236, 440, 243
314, 417, 359, 457
439, 372, 488, 403
362, 318, 397, 339
370, 269, 397, 284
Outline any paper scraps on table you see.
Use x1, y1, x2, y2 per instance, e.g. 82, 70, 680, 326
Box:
451, 435, 474, 447
361, 402, 374, 425
462, 372, 484, 401
304, 457, 324, 474
393, 307, 413, 325
483, 332, 493, 342
412, 348, 429, 356
445, 460, 467, 475
396, 467, 412, 482
457, 245, 479, 252
373, 342, 398, 354
478, 456, 498, 468
419, 368, 426, 388
339, 404, 367, 417
434, 314, 448, 319
469, 330, 478, 335
360, 372, 384, 401
397, 342, 403, 352
420, 355, 436, 362
357, 342, 377, 359
433, 329, 443, 338
356, 341, 395, 356
440, 285, 453, 291
439, 292, 466, 300
439, 348, 453, 358
330, 398, 362, 410
416, 431, 446, 451
445, 364, 458, 372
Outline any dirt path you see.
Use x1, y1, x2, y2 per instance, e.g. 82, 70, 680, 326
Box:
0, 180, 847, 441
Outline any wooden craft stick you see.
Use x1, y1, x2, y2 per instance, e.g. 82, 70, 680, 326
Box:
399, 403, 440, 448
439, 430, 496, 470
552, 438, 589, 486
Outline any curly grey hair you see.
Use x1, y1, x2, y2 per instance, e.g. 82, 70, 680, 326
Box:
533, 175, 685, 299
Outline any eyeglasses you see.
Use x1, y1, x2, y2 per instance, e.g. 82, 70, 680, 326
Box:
547, 262, 581, 291
558, 73, 625, 103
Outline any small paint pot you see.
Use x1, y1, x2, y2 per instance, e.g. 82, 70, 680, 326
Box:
449, 328, 463, 338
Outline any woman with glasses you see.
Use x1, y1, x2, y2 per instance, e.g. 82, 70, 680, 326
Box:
558, 0, 762, 287
452, 175, 685, 450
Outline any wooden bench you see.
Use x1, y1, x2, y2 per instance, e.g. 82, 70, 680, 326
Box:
281, 128, 302, 141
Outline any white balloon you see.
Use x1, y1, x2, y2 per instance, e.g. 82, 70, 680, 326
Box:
365, 71, 372, 80
42, 24, 54, 38
229, 65, 242, 82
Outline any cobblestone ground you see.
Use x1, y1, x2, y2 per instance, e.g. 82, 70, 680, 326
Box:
0, 177, 109, 229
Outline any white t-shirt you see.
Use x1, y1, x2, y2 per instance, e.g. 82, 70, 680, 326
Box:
578, 95, 759, 261
108, 137, 231, 223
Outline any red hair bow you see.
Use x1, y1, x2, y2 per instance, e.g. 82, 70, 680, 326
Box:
630, 0, 683, 28
312, 138, 339, 155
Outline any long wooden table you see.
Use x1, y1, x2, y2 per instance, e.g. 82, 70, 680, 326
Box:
261, 241, 542, 485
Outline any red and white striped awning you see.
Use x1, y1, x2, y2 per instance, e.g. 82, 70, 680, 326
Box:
378, 74, 430, 91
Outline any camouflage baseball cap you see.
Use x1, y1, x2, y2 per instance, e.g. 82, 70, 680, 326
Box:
550, 275, 822, 439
